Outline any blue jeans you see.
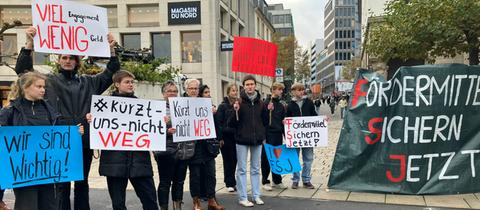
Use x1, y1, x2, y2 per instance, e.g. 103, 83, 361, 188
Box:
236, 144, 262, 201
292, 147, 314, 183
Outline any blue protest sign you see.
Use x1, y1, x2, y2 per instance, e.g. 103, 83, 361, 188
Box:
264, 143, 301, 175
0, 126, 83, 189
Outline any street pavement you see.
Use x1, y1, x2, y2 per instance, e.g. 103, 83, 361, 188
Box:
2, 104, 480, 209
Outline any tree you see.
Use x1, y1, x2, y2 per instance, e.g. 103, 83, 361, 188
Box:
294, 46, 310, 82
366, 0, 480, 65
272, 33, 296, 78
342, 56, 362, 81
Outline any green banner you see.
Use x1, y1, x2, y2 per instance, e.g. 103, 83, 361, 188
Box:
328, 64, 480, 194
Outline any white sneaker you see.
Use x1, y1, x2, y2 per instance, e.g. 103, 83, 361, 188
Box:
238, 200, 254, 207
254, 197, 265, 205
227, 187, 235, 192
262, 184, 273, 191
272, 183, 288, 189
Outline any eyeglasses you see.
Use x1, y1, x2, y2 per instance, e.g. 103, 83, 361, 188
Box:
187, 87, 199, 90
123, 80, 136, 84
166, 90, 178, 93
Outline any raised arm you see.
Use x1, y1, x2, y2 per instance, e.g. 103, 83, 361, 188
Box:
15, 26, 36, 75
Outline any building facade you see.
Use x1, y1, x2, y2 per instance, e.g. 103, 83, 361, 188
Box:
309, 38, 324, 85
317, 0, 361, 94
267, 3, 294, 38
0, 0, 274, 105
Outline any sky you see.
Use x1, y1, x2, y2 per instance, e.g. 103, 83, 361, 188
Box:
266, 0, 326, 49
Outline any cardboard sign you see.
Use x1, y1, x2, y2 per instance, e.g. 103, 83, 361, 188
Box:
232, 36, 278, 77
89, 95, 167, 151
0, 126, 83, 189
264, 144, 301, 175
32, 0, 110, 57
169, 97, 217, 142
284, 116, 328, 148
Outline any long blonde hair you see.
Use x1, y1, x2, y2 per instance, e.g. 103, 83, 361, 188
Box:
8, 72, 47, 103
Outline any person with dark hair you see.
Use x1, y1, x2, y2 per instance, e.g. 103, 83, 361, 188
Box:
230, 75, 268, 207
87, 70, 158, 210
261, 82, 287, 191
287, 83, 317, 190
153, 80, 189, 210
185, 80, 224, 210
17, 26, 120, 210
215, 84, 238, 193
0, 72, 82, 210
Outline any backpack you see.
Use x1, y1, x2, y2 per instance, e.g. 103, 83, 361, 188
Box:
175, 141, 196, 160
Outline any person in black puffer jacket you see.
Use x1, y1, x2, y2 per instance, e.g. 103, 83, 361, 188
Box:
215, 84, 238, 192
0, 72, 69, 210
17, 26, 120, 210
153, 81, 190, 210
94, 71, 158, 210
228, 75, 268, 207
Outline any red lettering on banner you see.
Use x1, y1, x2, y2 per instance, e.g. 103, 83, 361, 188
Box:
99, 131, 151, 148
99, 131, 121, 147
365, 117, 383, 145
194, 119, 211, 137
36, 25, 89, 51
352, 79, 368, 107
35, 4, 66, 23
386, 154, 406, 182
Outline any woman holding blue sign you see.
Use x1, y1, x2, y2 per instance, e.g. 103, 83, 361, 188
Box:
0, 72, 83, 210
87, 71, 158, 210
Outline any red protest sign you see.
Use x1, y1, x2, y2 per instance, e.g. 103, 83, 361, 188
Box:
231, 36, 278, 77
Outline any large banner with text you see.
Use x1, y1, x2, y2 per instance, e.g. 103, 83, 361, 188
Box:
0, 126, 83, 189
32, 0, 110, 57
169, 97, 217, 142
89, 95, 167, 151
327, 64, 480, 194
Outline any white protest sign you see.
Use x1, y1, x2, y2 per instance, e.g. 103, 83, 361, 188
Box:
32, 0, 110, 57
169, 97, 217, 142
284, 116, 328, 148
90, 95, 167, 151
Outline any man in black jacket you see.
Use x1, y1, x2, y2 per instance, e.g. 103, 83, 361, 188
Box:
15, 26, 120, 210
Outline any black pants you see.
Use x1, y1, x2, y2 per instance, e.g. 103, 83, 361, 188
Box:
0, 189, 3, 201
154, 154, 188, 208
220, 137, 237, 188
330, 105, 335, 114
56, 148, 93, 210
106, 177, 158, 210
261, 133, 283, 185
13, 184, 56, 210
189, 159, 216, 198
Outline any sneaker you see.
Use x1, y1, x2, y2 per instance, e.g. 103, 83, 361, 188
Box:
254, 197, 265, 205
238, 200, 254, 207
303, 182, 315, 189
227, 187, 236, 192
272, 183, 288, 189
262, 184, 273, 191
291, 182, 299, 189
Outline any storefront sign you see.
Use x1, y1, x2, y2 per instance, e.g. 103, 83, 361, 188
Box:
220, 41, 234, 51
168, 1, 201, 25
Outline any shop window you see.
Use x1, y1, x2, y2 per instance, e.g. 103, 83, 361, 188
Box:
152, 32, 171, 62
121, 33, 141, 50
128, 4, 159, 27
181, 31, 202, 63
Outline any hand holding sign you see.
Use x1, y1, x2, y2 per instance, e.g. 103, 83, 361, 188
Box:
25, 26, 36, 49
